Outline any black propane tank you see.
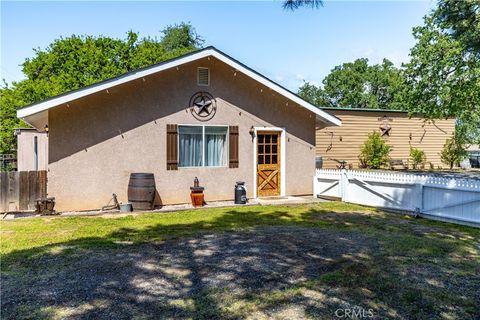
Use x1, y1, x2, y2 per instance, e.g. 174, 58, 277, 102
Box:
234, 181, 247, 204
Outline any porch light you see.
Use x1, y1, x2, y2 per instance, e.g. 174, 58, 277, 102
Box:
249, 126, 255, 140
44, 125, 49, 133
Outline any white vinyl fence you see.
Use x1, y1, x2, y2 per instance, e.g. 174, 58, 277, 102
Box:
314, 169, 480, 226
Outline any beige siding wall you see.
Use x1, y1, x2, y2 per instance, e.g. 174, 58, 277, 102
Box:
316, 109, 455, 169
48, 57, 319, 211
16, 130, 48, 171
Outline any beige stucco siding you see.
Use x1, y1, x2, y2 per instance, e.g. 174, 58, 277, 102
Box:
48, 57, 320, 211
316, 109, 455, 169
16, 130, 48, 171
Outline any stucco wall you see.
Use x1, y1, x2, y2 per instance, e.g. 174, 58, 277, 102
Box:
48, 57, 320, 211
316, 109, 455, 169
16, 130, 48, 171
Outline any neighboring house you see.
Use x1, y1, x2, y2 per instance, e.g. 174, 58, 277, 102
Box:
466, 145, 480, 168
16, 47, 341, 211
15, 128, 48, 171
316, 108, 455, 169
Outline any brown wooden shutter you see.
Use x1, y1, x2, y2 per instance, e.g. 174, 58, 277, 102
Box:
229, 126, 239, 168
166, 124, 178, 170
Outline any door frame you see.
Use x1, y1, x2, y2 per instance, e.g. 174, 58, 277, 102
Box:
252, 127, 286, 198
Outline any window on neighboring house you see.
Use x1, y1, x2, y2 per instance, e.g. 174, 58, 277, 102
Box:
178, 125, 228, 167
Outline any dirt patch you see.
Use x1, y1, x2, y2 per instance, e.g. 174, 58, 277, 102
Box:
2, 226, 376, 319
2, 225, 478, 319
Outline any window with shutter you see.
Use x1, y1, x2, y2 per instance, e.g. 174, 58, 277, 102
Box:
166, 124, 178, 170
229, 126, 239, 168
177, 125, 228, 168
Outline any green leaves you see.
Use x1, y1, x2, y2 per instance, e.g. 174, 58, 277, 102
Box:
435, 0, 480, 54
440, 134, 468, 169
161, 23, 204, 51
298, 58, 408, 110
298, 1, 479, 146
403, 7, 480, 145
0, 23, 203, 154
359, 132, 392, 169
409, 147, 427, 169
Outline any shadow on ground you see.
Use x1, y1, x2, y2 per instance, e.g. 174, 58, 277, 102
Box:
2, 207, 479, 319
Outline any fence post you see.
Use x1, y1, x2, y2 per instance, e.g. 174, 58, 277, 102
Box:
414, 176, 424, 213
313, 171, 319, 198
340, 169, 348, 202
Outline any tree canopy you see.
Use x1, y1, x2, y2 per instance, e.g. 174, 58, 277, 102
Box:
435, 0, 480, 54
403, 2, 480, 145
298, 58, 408, 110
0, 23, 203, 154
299, 0, 479, 145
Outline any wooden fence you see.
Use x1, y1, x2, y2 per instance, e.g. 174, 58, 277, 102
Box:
0, 171, 47, 212
314, 169, 480, 227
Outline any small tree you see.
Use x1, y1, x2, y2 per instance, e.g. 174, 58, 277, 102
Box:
410, 147, 426, 169
359, 132, 391, 169
440, 135, 467, 169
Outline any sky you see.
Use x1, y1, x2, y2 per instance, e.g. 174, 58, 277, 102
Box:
1, 1, 436, 91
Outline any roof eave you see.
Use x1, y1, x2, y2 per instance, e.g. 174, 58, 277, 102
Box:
17, 47, 341, 127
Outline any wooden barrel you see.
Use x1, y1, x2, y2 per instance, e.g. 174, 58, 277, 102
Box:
127, 173, 156, 210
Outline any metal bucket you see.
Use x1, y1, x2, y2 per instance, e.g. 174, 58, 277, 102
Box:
120, 203, 133, 212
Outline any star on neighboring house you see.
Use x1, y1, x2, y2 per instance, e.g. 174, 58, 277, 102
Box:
380, 125, 391, 136
194, 96, 212, 115
378, 115, 393, 136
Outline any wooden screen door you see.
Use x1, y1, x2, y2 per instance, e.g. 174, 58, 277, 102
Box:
257, 131, 280, 197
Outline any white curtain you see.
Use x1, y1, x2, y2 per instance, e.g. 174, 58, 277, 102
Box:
205, 126, 227, 167
179, 126, 203, 167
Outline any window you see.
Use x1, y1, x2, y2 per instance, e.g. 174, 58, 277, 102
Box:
179, 125, 228, 167
197, 67, 210, 86
179, 126, 203, 167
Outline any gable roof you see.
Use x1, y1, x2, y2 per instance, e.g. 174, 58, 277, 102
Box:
17, 46, 341, 128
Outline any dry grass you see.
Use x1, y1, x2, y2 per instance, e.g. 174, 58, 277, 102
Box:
1, 202, 479, 319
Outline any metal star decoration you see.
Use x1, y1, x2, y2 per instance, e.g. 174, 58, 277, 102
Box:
378, 115, 393, 136
194, 96, 212, 115
189, 92, 217, 121
380, 125, 392, 136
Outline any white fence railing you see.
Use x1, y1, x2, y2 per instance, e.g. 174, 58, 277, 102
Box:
314, 169, 480, 226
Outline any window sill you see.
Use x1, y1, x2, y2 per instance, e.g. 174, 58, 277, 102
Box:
178, 166, 229, 169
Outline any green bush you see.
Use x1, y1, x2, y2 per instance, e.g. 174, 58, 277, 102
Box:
359, 131, 391, 169
410, 147, 426, 169
440, 135, 467, 169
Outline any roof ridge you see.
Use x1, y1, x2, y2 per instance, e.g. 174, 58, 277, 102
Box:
17, 47, 341, 127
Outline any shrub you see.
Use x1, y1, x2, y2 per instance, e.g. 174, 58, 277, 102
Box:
359, 131, 391, 169
440, 135, 467, 169
410, 147, 426, 169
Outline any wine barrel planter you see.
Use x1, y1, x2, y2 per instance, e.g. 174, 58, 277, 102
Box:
127, 173, 156, 210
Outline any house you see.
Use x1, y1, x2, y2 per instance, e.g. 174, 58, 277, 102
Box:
17, 47, 341, 211
14, 128, 48, 171
316, 108, 455, 169
466, 145, 480, 168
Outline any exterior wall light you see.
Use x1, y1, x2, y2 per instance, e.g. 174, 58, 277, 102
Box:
249, 126, 255, 141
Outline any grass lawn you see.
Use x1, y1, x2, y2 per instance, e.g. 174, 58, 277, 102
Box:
1, 202, 479, 319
